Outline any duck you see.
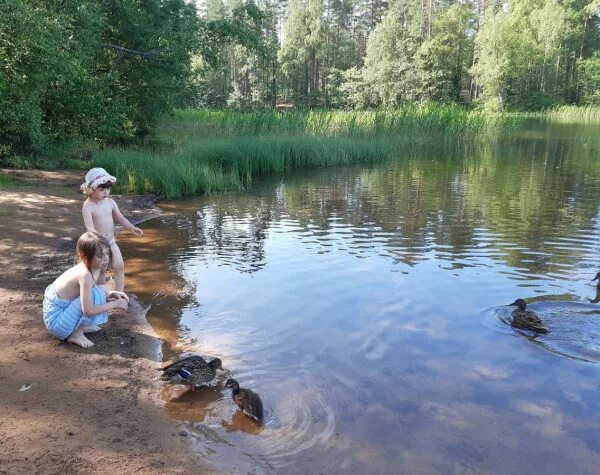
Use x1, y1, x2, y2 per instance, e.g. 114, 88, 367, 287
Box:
225, 378, 264, 424
508, 299, 548, 334
159, 355, 223, 391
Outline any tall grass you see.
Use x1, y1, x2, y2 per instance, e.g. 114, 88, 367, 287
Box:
542, 105, 600, 122
95, 135, 451, 199
95, 105, 526, 199
164, 105, 522, 140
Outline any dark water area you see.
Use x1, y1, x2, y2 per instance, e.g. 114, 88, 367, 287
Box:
122, 119, 600, 473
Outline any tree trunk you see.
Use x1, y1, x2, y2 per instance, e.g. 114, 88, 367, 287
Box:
271, 60, 277, 108
580, 15, 589, 60
304, 59, 309, 102
427, 0, 433, 40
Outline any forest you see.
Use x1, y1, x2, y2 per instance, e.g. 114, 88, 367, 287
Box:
1, 0, 599, 159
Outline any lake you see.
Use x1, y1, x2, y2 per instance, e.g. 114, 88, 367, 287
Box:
123, 119, 600, 473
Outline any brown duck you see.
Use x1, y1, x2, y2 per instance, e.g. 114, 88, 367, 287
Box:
508, 299, 548, 334
159, 356, 223, 391
225, 378, 264, 423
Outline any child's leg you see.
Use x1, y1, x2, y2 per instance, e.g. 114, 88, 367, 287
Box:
110, 242, 125, 292
45, 296, 95, 348
45, 286, 108, 347
67, 327, 94, 348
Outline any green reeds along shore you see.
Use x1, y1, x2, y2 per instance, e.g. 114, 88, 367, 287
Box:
95, 106, 526, 199
543, 105, 600, 122
164, 105, 523, 139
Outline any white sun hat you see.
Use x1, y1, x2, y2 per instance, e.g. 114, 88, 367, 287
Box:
81, 167, 116, 193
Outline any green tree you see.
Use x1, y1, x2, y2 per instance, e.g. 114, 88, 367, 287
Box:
360, 0, 422, 106
1, 0, 199, 157
279, 0, 327, 105
578, 52, 600, 103
415, 4, 474, 102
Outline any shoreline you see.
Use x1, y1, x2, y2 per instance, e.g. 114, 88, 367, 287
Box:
0, 169, 215, 474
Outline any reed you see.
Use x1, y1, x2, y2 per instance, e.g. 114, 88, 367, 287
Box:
94, 135, 456, 199
94, 105, 526, 199
165, 105, 522, 140
542, 105, 600, 122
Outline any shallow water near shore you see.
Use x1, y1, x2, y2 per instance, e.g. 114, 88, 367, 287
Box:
123, 119, 600, 473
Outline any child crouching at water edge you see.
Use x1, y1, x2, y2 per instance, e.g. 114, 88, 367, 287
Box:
43, 231, 129, 348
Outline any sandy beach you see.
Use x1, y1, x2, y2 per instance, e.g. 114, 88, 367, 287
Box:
0, 170, 214, 474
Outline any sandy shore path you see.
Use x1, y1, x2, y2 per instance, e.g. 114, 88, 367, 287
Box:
0, 170, 214, 474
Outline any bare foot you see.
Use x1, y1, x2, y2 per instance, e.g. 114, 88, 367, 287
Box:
67, 328, 94, 348
80, 324, 101, 333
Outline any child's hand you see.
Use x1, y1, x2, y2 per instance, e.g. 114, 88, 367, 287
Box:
113, 298, 128, 310
131, 227, 143, 237
109, 291, 129, 303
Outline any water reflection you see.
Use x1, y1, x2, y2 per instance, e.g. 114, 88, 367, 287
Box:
122, 120, 600, 473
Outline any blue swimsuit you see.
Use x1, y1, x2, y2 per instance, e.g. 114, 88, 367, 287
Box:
42, 283, 108, 340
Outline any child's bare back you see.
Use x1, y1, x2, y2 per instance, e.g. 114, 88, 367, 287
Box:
42, 232, 129, 348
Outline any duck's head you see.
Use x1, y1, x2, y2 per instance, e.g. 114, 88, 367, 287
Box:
209, 358, 223, 370
592, 272, 600, 286
225, 378, 239, 391
509, 299, 527, 311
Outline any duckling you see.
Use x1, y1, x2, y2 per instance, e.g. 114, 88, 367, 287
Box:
225, 378, 264, 423
508, 299, 548, 334
159, 356, 223, 391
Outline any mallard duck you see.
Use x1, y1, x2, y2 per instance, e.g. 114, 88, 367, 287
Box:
225, 378, 264, 423
508, 299, 548, 334
159, 356, 223, 391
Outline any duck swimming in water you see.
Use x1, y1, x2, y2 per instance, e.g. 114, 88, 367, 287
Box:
159, 356, 223, 391
225, 378, 264, 424
508, 299, 548, 334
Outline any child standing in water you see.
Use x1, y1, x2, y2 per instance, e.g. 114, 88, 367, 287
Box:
81, 168, 143, 292
43, 231, 129, 348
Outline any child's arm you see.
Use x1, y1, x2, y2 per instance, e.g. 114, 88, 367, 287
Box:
80, 273, 127, 315
106, 288, 129, 303
82, 201, 97, 232
111, 200, 143, 237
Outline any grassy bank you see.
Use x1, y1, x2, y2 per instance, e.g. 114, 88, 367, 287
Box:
543, 105, 600, 122
94, 105, 525, 199
94, 135, 422, 199
163, 104, 522, 140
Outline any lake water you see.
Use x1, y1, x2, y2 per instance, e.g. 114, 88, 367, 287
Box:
123, 120, 600, 473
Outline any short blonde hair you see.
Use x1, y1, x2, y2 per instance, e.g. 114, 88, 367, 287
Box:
76, 231, 112, 270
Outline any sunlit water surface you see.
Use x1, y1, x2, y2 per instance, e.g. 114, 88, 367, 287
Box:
123, 120, 600, 473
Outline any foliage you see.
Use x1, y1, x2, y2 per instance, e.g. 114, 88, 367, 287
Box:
0, 0, 200, 160
188, 0, 275, 109
578, 53, 600, 104
3, 0, 600, 163
472, 0, 599, 110
92, 106, 525, 198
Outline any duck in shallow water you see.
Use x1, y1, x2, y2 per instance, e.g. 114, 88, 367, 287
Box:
508, 299, 548, 334
159, 356, 223, 391
225, 378, 264, 424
